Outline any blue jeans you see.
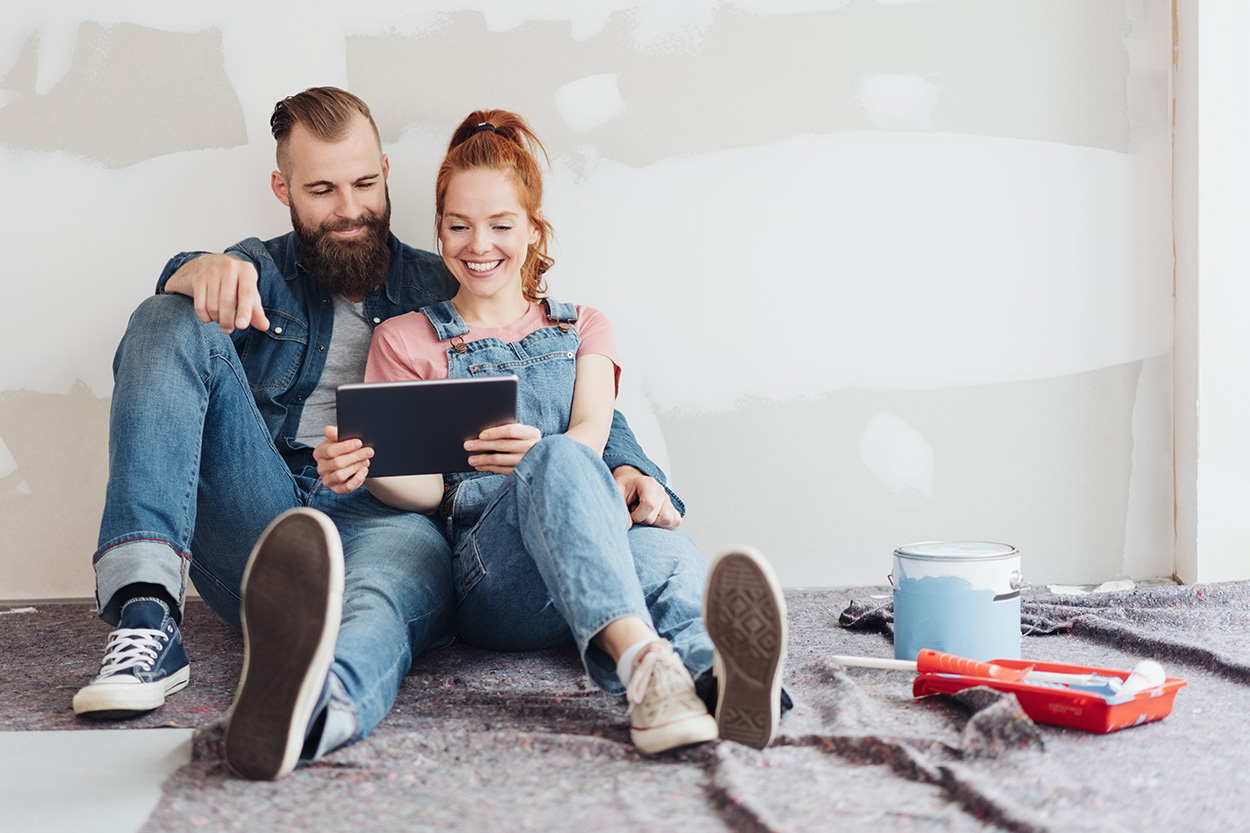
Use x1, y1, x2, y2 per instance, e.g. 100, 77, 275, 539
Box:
452, 435, 713, 695
93, 294, 456, 740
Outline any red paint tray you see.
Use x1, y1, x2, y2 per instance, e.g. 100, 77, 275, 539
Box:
911, 653, 1187, 733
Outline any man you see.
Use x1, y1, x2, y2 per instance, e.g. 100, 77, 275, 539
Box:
74, 87, 787, 779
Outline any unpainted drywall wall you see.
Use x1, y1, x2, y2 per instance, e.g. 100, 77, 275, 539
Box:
0, 23, 246, 167
0, 1, 1175, 600
667, 356, 1173, 587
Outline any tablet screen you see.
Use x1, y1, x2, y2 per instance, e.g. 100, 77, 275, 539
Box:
336, 376, 519, 476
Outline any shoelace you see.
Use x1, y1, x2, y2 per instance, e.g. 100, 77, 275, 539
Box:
96, 628, 169, 677
625, 648, 678, 716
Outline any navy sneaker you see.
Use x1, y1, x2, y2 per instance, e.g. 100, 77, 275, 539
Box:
225, 508, 344, 780
73, 597, 190, 719
703, 545, 788, 749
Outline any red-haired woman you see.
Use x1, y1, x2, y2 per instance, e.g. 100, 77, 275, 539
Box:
320, 111, 788, 754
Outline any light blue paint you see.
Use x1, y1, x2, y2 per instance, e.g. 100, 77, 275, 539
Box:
1032, 677, 1126, 701
894, 573, 1021, 661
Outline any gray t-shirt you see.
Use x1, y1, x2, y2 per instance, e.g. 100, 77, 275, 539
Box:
295, 295, 374, 447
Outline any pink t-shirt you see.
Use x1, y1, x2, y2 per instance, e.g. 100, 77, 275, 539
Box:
366, 302, 621, 393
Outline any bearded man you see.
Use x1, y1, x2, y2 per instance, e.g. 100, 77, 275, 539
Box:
73, 87, 685, 779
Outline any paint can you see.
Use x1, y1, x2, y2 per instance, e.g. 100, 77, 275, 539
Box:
891, 541, 1022, 662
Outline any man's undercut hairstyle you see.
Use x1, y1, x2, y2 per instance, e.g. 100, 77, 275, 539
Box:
271, 86, 381, 173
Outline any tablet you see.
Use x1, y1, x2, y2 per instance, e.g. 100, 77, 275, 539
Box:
336, 376, 519, 477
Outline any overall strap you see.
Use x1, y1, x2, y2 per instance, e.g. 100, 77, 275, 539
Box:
543, 299, 579, 332
421, 301, 470, 350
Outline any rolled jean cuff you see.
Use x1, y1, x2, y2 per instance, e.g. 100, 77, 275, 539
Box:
93, 536, 190, 625
580, 607, 652, 697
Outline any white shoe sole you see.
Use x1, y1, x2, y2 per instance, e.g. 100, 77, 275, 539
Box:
225, 508, 344, 780
631, 710, 719, 755
704, 545, 787, 749
72, 664, 191, 718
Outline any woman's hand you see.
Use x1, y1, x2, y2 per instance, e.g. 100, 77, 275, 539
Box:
464, 423, 541, 476
314, 425, 374, 494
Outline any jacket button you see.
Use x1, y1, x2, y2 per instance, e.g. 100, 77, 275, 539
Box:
373, 318, 381, 324
274, 327, 283, 334
318, 345, 326, 352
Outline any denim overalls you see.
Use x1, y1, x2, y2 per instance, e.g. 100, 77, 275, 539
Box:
420, 299, 714, 694
423, 298, 581, 542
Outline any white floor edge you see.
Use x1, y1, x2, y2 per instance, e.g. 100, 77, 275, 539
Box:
0, 728, 194, 833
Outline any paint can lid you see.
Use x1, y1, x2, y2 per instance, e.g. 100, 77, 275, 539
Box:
894, 541, 1018, 561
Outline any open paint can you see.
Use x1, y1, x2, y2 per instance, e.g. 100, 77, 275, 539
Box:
891, 541, 1022, 662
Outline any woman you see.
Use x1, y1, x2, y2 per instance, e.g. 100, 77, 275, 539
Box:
318, 110, 787, 753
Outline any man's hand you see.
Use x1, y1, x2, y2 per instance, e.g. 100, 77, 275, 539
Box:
165, 253, 270, 334
464, 423, 541, 476
613, 465, 681, 529
314, 426, 373, 494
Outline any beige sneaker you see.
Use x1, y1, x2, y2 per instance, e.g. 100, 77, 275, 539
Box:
626, 640, 719, 754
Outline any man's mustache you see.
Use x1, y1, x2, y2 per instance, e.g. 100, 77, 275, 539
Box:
321, 213, 381, 236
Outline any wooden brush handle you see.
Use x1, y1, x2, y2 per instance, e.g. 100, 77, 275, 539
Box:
829, 655, 919, 671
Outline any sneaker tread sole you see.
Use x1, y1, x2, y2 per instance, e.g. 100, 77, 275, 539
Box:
705, 548, 787, 750
225, 510, 343, 780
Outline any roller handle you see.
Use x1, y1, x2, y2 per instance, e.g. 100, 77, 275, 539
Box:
830, 655, 918, 671
915, 649, 1026, 681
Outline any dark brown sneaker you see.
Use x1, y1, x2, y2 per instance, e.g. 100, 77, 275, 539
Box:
225, 508, 344, 780
703, 545, 788, 749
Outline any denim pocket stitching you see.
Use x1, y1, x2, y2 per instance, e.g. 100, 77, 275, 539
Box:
454, 534, 488, 601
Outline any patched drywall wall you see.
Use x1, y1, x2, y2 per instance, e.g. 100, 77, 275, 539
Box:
0, 1, 1176, 601
0, 384, 109, 600
666, 357, 1173, 587
0, 23, 246, 168
349, 0, 1131, 162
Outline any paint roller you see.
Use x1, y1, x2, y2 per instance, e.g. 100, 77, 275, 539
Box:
831, 649, 1167, 697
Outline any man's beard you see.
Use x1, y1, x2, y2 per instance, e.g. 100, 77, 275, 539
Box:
291, 192, 393, 299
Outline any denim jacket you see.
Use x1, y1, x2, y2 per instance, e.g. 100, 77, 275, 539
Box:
156, 232, 682, 514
